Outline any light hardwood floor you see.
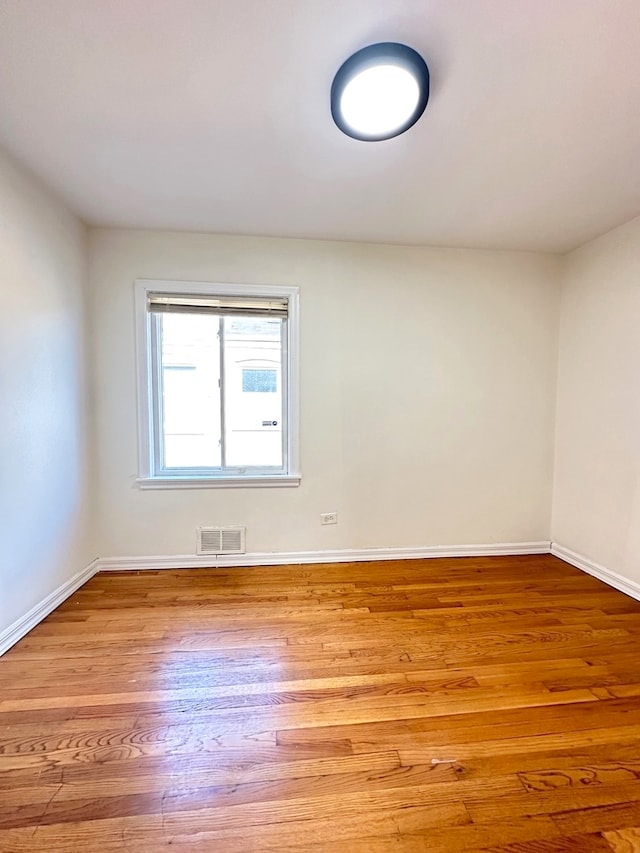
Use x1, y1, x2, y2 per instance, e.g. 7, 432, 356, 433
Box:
2, 555, 640, 851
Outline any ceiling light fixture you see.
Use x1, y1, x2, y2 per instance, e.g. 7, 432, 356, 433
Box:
331, 42, 430, 141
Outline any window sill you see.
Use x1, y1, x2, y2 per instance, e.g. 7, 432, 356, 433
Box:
136, 474, 301, 490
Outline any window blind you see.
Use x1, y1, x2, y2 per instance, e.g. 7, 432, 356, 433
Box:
147, 293, 288, 317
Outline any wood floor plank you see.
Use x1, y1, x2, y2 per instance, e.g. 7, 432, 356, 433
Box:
1, 554, 640, 850
604, 827, 640, 851
281, 831, 614, 853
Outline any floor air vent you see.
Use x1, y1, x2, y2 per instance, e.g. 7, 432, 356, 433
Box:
197, 526, 246, 555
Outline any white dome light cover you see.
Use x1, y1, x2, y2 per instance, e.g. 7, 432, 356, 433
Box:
331, 43, 430, 141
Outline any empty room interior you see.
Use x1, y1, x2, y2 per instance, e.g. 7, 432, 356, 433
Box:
1, 1, 640, 850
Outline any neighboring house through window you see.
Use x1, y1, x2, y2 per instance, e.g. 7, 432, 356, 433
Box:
135, 279, 300, 488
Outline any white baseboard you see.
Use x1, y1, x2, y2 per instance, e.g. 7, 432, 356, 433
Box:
97, 541, 551, 572
8, 542, 637, 660
0, 559, 100, 657
551, 543, 640, 602
0, 543, 552, 657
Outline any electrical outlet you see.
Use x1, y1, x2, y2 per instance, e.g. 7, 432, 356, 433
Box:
321, 512, 338, 525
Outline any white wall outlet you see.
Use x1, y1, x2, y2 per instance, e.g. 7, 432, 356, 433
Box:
321, 512, 338, 525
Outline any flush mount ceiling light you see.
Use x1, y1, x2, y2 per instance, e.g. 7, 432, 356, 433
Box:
331, 42, 430, 141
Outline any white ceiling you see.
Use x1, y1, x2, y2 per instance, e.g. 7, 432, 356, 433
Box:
0, 0, 638, 252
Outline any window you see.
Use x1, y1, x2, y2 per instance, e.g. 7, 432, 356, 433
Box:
242, 368, 278, 393
135, 280, 300, 488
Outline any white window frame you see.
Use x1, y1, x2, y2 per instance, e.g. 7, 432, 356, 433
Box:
135, 279, 300, 489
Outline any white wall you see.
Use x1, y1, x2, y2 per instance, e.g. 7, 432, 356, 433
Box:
553, 215, 640, 583
0, 147, 94, 636
90, 229, 560, 558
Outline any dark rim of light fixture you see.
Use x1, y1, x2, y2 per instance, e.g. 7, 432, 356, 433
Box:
331, 42, 430, 141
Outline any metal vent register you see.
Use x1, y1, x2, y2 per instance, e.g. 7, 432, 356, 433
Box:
196, 527, 246, 555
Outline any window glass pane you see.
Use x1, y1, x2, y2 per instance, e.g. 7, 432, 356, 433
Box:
159, 313, 221, 468
242, 368, 278, 393
223, 316, 283, 468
